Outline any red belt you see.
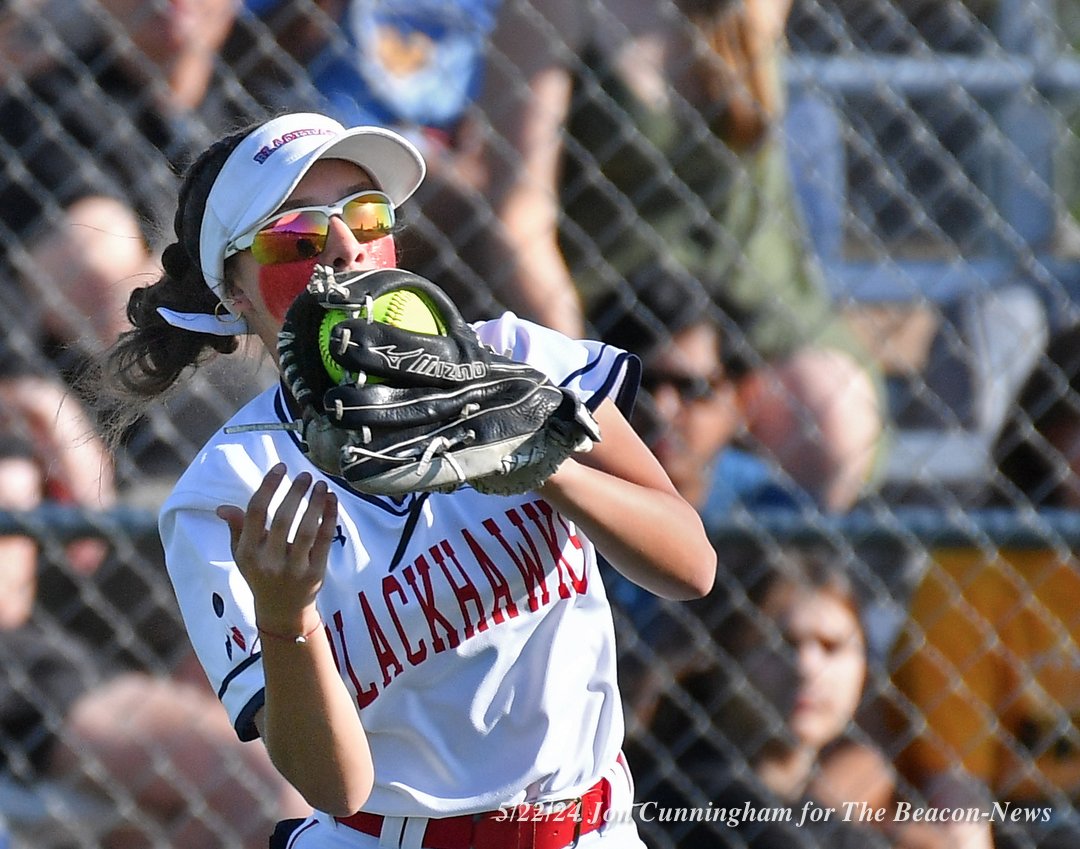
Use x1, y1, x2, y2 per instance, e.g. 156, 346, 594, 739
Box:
335, 777, 611, 849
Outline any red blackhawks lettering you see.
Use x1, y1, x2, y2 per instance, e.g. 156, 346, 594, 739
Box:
327, 499, 589, 709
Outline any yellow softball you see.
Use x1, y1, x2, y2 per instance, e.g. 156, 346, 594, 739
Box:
319, 289, 445, 383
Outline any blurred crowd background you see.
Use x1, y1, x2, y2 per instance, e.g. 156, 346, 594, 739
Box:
2, 0, 1080, 847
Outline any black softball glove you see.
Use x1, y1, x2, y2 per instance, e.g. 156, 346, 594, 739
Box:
277, 266, 601, 495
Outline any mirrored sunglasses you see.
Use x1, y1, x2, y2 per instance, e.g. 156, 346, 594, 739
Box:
226, 191, 396, 265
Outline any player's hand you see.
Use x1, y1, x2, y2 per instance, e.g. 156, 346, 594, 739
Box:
216, 463, 338, 631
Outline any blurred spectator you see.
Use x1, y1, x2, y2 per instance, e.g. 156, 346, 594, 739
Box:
594, 264, 804, 520
22, 196, 160, 379
254, 0, 497, 155
0, 0, 276, 483
0, 0, 268, 275
238, 0, 505, 320
0, 421, 311, 849
591, 269, 803, 637
480, 0, 883, 511
0, 439, 44, 631
0, 0, 280, 492
0, 0, 101, 84
640, 543, 987, 848
14, 196, 275, 495
891, 323, 1080, 849
0, 201, 273, 672
0, 373, 114, 576
0, 0, 279, 670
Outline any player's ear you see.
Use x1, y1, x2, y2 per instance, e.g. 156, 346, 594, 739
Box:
227, 292, 253, 313
220, 254, 254, 306
219, 270, 254, 314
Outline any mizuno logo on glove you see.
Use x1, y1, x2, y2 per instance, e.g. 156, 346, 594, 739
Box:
278, 267, 601, 495
368, 345, 490, 382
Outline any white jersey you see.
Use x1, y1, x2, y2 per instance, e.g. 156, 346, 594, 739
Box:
159, 313, 641, 818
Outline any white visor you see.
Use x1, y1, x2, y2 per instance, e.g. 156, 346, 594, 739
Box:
159, 112, 426, 335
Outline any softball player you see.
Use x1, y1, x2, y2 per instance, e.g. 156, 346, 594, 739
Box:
102, 112, 716, 848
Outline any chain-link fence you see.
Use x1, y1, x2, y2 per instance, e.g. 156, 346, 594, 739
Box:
2, 0, 1080, 847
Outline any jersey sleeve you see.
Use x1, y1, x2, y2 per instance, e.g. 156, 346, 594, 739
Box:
472, 313, 641, 417
158, 436, 283, 742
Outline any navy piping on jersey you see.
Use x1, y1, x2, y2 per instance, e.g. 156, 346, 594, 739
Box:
560, 347, 640, 418
388, 492, 431, 572
276, 817, 317, 849
218, 653, 264, 740
234, 688, 265, 742
611, 351, 641, 417
559, 347, 605, 402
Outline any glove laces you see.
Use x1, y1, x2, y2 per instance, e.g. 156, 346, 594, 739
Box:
415, 433, 471, 482
341, 428, 477, 481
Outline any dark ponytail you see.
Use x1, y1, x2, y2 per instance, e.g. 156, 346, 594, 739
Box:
91, 124, 255, 438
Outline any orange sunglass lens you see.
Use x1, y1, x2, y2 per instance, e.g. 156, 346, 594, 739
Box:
250, 211, 326, 264
339, 198, 395, 239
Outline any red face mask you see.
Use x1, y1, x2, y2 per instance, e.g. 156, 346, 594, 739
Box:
257, 235, 398, 321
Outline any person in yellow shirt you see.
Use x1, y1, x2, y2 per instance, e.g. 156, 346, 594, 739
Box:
892, 323, 1080, 849
895, 548, 1080, 800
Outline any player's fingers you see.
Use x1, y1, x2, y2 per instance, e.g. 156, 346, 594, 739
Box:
244, 463, 288, 532
290, 479, 329, 563
308, 490, 339, 570
268, 471, 312, 550
214, 505, 246, 554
